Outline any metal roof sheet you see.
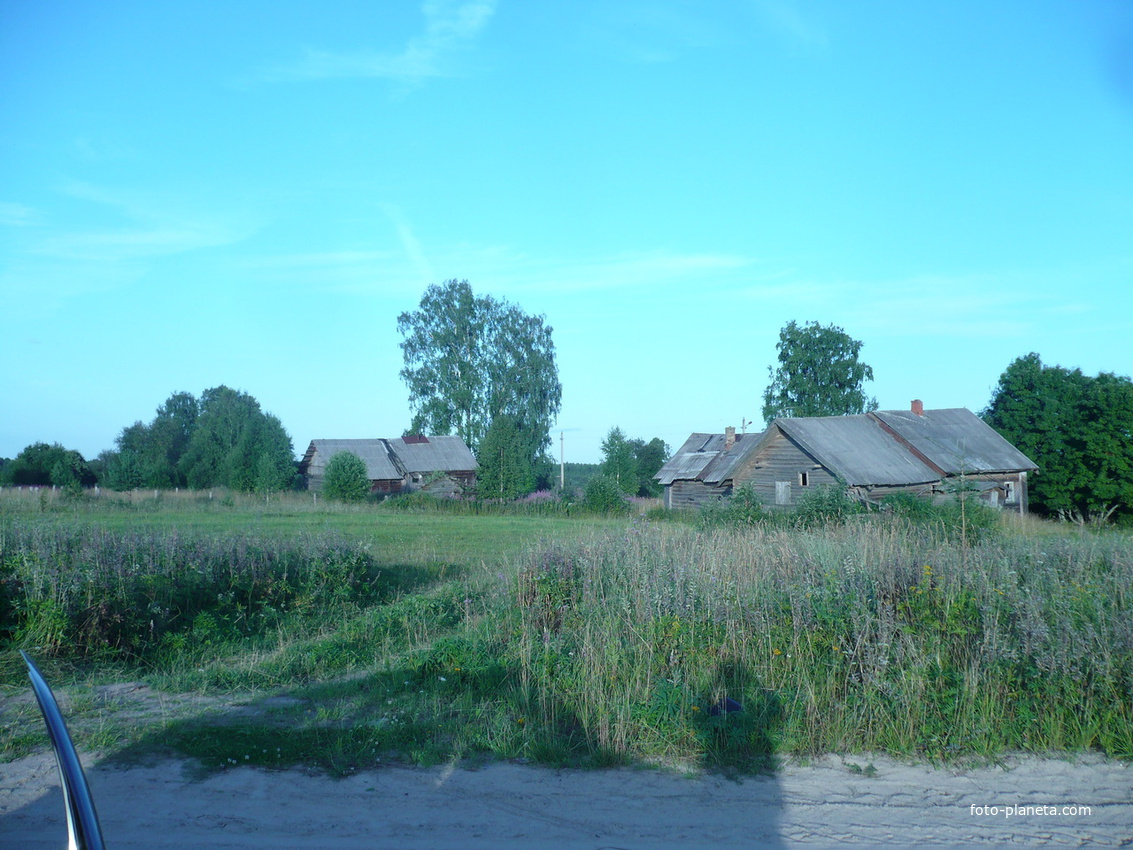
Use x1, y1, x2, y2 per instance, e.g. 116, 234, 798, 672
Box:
654, 432, 756, 485
773, 416, 940, 486
304, 439, 402, 480
389, 435, 477, 473
871, 408, 1038, 474
300, 435, 478, 481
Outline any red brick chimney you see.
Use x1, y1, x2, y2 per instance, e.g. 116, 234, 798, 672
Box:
911, 399, 924, 416
724, 426, 736, 451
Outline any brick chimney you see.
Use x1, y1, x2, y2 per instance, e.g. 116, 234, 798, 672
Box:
724, 426, 736, 451
911, 399, 924, 416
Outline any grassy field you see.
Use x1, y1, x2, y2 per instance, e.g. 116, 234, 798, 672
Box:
1, 488, 1130, 776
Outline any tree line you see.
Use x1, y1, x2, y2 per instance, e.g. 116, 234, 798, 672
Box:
3, 278, 1131, 523
0, 386, 297, 495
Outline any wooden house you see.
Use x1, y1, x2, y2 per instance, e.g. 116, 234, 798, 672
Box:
656, 402, 1038, 512
299, 435, 477, 496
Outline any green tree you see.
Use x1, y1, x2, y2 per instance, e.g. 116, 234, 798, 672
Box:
3, 443, 95, 488
983, 353, 1133, 523
630, 436, 670, 497
397, 280, 562, 464
110, 391, 200, 488
177, 386, 295, 492
600, 427, 638, 495
105, 448, 145, 490
761, 320, 878, 422
477, 414, 536, 500
322, 451, 370, 502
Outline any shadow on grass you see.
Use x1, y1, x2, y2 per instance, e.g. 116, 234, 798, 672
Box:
109, 656, 786, 783
693, 660, 783, 776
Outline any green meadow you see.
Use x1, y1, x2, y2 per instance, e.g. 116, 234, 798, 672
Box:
1, 488, 1130, 776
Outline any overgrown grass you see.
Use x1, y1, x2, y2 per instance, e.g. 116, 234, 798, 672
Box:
2, 491, 1130, 777
487, 518, 1133, 766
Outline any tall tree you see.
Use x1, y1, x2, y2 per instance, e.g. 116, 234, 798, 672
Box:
110, 391, 200, 488
983, 353, 1133, 523
476, 414, 536, 500
600, 427, 638, 495
177, 386, 295, 492
761, 320, 877, 422
397, 280, 562, 462
630, 436, 670, 498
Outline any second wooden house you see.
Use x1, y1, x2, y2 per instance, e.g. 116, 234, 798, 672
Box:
656, 402, 1038, 513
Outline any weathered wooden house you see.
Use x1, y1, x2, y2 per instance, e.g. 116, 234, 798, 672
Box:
299, 435, 477, 496
656, 402, 1038, 512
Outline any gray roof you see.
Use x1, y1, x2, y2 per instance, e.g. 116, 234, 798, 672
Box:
871, 408, 1037, 474
659, 408, 1037, 489
654, 432, 758, 485
773, 416, 939, 486
301, 435, 477, 481
387, 435, 477, 474
302, 439, 401, 480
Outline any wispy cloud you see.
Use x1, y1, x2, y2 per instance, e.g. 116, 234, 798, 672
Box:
583, 4, 729, 64
0, 202, 43, 227
29, 182, 258, 263
750, 0, 829, 53
2, 183, 258, 316
259, 0, 496, 86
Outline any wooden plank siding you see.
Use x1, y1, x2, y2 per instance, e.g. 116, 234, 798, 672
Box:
741, 430, 840, 507
665, 479, 731, 509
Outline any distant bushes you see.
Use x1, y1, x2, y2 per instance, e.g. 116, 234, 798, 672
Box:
696, 484, 1001, 546
583, 475, 631, 515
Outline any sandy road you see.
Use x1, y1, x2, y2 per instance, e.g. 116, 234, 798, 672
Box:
1, 751, 1130, 848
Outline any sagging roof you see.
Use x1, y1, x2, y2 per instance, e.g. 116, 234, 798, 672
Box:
654, 432, 758, 485
658, 407, 1037, 489
299, 435, 477, 481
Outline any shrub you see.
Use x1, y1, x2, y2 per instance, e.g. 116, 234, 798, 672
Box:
698, 483, 765, 530
793, 483, 863, 528
583, 475, 631, 514
322, 451, 370, 502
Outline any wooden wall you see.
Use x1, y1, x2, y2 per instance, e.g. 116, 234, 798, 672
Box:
734, 431, 838, 507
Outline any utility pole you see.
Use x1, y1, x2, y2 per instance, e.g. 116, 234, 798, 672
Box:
560, 430, 565, 490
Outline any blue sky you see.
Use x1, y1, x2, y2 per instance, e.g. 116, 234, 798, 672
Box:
3, 1, 1132, 465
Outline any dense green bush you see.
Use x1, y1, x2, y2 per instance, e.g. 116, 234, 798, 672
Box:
698, 483, 764, 530
881, 491, 1001, 545
322, 451, 370, 502
583, 475, 631, 514
792, 483, 865, 528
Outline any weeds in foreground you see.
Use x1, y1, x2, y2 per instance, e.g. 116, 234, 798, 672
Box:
489, 520, 1132, 765
3, 501, 1130, 775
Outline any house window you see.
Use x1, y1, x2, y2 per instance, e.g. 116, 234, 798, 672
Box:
1004, 482, 1016, 503
775, 481, 792, 505
798, 471, 809, 487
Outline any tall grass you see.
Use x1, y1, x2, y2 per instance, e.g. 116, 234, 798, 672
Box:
489, 517, 1132, 765
3, 491, 1129, 773
0, 516, 405, 665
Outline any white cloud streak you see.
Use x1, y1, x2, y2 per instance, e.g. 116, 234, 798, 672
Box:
261, 0, 496, 85
0, 202, 43, 227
